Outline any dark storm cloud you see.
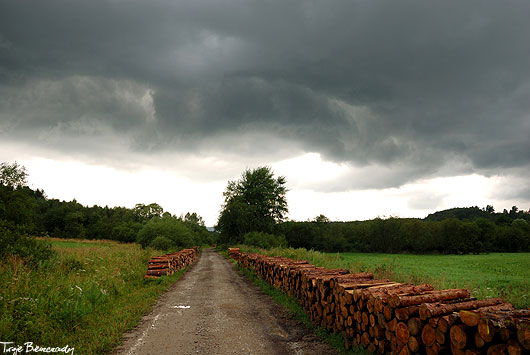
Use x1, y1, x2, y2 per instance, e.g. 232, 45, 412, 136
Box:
1, 0, 529, 189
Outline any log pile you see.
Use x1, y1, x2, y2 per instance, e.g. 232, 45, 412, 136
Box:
236, 251, 530, 354
228, 247, 241, 260
144, 246, 200, 279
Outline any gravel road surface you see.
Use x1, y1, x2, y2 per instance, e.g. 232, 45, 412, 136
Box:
114, 248, 338, 355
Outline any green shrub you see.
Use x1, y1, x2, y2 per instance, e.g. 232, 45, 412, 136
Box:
111, 221, 143, 243
149, 236, 173, 250
137, 215, 196, 248
243, 231, 287, 249
0, 220, 55, 265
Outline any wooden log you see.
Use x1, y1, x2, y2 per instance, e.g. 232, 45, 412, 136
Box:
383, 305, 393, 320
486, 344, 507, 355
374, 324, 385, 339
396, 321, 411, 344
396, 305, 421, 321
425, 344, 438, 355
352, 282, 403, 302
438, 313, 459, 333
378, 339, 389, 354
399, 343, 411, 355
370, 313, 377, 327
329, 272, 374, 287
361, 331, 371, 347
450, 324, 470, 350
421, 324, 436, 347
391, 289, 470, 308
507, 339, 523, 355
460, 303, 515, 327
474, 331, 485, 348
144, 275, 160, 279
370, 284, 435, 314
407, 317, 423, 336
391, 336, 406, 354
362, 311, 369, 326
338, 279, 393, 290
408, 335, 420, 353
429, 317, 439, 328
517, 321, 530, 350
386, 318, 398, 332
147, 264, 171, 270
420, 298, 504, 320
435, 328, 446, 345
478, 317, 497, 343
451, 342, 466, 355
146, 269, 169, 276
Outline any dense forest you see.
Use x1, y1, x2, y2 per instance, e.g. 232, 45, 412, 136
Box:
275, 210, 530, 254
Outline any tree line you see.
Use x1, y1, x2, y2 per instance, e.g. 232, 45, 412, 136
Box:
3, 161, 529, 261
276, 214, 530, 254
216, 166, 530, 254
0, 162, 213, 263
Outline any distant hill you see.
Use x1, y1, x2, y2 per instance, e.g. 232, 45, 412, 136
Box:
424, 206, 493, 221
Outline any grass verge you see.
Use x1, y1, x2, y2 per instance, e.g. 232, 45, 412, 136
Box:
0, 238, 193, 354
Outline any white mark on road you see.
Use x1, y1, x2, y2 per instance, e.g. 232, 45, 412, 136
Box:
126, 313, 161, 355
173, 305, 191, 309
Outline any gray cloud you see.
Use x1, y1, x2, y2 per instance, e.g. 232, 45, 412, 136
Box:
407, 192, 446, 211
1, 0, 529, 190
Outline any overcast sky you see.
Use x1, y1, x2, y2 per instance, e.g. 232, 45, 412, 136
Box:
1, 1, 529, 225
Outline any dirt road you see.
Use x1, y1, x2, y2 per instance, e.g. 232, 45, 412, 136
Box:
115, 248, 337, 355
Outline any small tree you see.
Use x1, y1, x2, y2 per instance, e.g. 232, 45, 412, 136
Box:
0, 161, 28, 188
133, 203, 164, 221
183, 212, 205, 226
216, 167, 288, 243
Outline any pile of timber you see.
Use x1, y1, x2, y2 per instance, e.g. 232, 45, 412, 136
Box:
236, 252, 530, 354
228, 247, 241, 260
144, 246, 200, 279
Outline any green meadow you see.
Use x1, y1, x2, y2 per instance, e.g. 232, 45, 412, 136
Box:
239, 246, 530, 309
340, 252, 530, 308
0, 238, 187, 355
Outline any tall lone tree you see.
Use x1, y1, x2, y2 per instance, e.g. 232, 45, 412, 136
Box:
216, 166, 288, 243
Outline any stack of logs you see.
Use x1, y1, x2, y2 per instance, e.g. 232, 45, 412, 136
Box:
237, 252, 530, 354
144, 246, 200, 279
228, 247, 241, 261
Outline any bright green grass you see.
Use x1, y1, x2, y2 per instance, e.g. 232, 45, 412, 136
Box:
238, 246, 530, 309
340, 252, 530, 308
0, 238, 190, 354
49, 239, 117, 248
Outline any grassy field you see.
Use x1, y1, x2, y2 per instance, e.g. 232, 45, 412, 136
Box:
0, 238, 188, 354
238, 246, 530, 309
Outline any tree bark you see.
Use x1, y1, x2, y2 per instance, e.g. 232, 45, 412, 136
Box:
420, 298, 504, 320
